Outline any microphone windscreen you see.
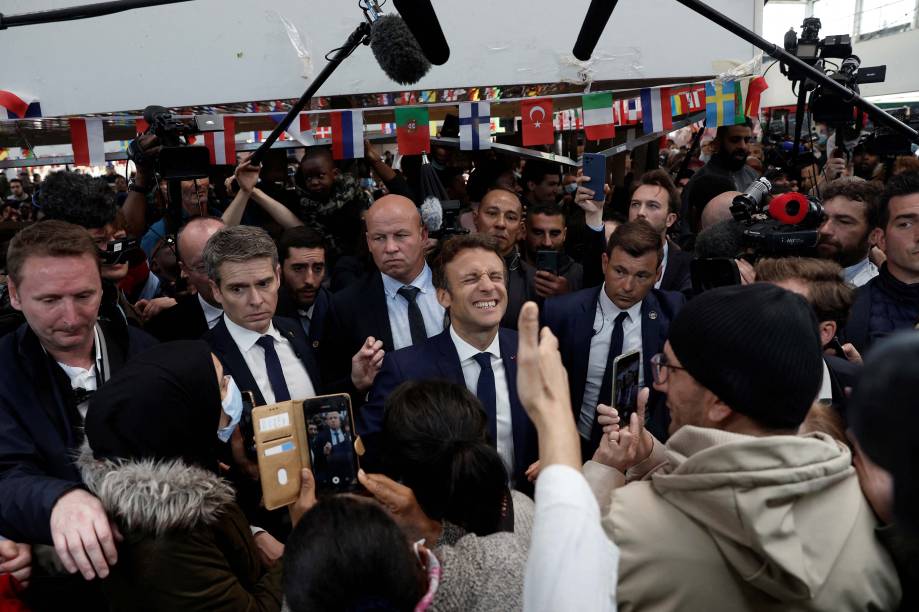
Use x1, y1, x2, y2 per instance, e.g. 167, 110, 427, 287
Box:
142, 105, 169, 124
393, 0, 450, 66
694, 220, 745, 259
768, 192, 810, 225
420, 196, 444, 232
572, 0, 619, 61
370, 15, 431, 85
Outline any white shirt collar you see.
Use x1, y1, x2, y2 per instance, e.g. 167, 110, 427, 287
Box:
198, 294, 224, 326
55, 324, 104, 388
224, 314, 282, 353
598, 283, 643, 322
450, 325, 501, 362
843, 257, 876, 284
381, 263, 432, 300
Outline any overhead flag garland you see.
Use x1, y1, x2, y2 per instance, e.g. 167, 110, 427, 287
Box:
4, 77, 766, 165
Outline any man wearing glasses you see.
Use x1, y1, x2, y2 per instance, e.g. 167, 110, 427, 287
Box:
542, 220, 684, 460
579, 283, 900, 611
144, 216, 225, 341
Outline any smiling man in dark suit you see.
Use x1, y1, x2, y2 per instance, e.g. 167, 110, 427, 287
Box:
361, 233, 537, 491
542, 220, 685, 460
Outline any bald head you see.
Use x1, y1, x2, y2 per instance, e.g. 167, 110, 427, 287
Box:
701, 191, 741, 230
365, 195, 427, 283
178, 217, 225, 302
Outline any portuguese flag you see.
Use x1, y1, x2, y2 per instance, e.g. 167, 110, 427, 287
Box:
394, 106, 430, 156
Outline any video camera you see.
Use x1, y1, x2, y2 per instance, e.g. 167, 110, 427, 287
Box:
126, 105, 219, 181
691, 177, 825, 291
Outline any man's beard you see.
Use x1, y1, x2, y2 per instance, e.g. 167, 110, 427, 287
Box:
724, 152, 749, 172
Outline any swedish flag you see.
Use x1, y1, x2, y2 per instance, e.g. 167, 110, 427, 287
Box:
705, 80, 741, 127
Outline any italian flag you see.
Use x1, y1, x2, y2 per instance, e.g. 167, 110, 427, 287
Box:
582, 92, 615, 140
394, 106, 431, 156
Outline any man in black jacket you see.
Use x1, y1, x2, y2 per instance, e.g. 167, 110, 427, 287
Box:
0, 221, 155, 587
275, 226, 331, 350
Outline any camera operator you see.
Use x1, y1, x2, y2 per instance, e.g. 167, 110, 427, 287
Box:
0, 221, 155, 606
816, 177, 884, 287
845, 172, 919, 352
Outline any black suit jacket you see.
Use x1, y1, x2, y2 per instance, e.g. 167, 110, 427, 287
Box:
204, 315, 322, 406
361, 328, 537, 491
542, 286, 685, 447
144, 293, 210, 342
659, 240, 692, 293
320, 272, 394, 393
276, 286, 332, 351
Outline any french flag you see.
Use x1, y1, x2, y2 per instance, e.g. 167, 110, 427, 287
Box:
70, 118, 105, 167
203, 116, 236, 165
640, 88, 673, 134
330, 110, 364, 160
271, 113, 314, 146
0, 91, 42, 120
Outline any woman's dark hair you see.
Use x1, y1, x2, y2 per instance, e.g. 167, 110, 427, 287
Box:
283, 496, 425, 612
383, 380, 509, 535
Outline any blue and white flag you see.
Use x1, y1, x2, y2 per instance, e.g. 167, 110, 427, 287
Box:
459, 101, 491, 151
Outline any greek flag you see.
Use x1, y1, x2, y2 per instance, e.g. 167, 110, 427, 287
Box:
459, 102, 491, 151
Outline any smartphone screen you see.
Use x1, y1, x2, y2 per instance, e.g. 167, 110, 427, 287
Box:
536, 250, 559, 274
582, 153, 606, 201
303, 395, 360, 494
612, 350, 641, 423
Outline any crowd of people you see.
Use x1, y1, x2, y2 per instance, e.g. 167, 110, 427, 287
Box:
0, 113, 917, 611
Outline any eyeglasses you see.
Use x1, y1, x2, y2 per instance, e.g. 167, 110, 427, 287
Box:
650, 352, 688, 385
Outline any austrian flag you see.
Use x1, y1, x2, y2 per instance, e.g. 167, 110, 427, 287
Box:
70, 118, 105, 167
203, 116, 237, 165
582, 92, 615, 140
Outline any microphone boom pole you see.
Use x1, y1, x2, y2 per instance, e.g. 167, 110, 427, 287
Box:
0, 0, 195, 30
250, 21, 371, 166
671, 0, 919, 144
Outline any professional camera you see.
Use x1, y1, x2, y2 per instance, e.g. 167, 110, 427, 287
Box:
691, 178, 825, 291
126, 105, 216, 181
862, 106, 919, 158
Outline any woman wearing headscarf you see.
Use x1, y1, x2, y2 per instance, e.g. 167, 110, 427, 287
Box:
78, 340, 283, 612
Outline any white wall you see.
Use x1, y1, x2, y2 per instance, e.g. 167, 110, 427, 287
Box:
761, 27, 919, 108
0, 0, 760, 117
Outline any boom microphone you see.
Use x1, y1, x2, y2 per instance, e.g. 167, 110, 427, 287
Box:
420, 196, 444, 232
572, 0, 620, 61
694, 220, 745, 259
392, 0, 451, 66
370, 14, 432, 85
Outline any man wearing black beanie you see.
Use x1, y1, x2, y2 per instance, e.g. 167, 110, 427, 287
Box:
581, 283, 901, 611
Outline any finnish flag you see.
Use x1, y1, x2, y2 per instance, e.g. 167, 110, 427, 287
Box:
459, 102, 491, 151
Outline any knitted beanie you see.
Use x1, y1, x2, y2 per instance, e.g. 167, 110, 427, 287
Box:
668, 283, 823, 429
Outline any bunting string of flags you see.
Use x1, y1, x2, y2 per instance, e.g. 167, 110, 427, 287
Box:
1, 77, 763, 166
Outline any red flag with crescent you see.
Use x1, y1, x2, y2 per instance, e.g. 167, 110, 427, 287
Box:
521, 98, 554, 146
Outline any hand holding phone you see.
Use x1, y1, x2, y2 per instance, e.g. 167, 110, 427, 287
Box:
581, 153, 606, 201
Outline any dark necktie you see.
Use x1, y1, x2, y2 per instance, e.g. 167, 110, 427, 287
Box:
255, 335, 291, 402
473, 353, 498, 446
593, 311, 630, 447
398, 285, 427, 346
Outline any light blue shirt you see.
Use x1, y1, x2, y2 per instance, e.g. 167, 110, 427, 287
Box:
380, 264, 446, 350
843, 257, 879, 288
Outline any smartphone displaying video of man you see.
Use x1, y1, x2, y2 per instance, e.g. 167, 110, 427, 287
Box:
611, 350, 641, 424
304, 395, 361, 495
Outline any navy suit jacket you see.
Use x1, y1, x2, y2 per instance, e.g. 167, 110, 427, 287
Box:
542, 286, 685, 442
204, 315, 322, 406
276, 286, 331, 351
660, 240, 693, 293
361, 328, 536, 491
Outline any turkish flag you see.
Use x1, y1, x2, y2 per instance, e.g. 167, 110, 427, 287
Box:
521, 98, 554, 146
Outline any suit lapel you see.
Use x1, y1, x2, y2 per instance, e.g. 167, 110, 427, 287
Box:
274, 317, 322, 389
369, 273, 395, 351
640, 292, 661, 383
432, 329, 466, 383
211, 319, 265, 406
567, 287, 602, 414
661, 240, 677, 289
309, 288, 331, 346
498, 329, 528, 479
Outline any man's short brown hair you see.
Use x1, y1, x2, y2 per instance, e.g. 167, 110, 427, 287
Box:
605, 219, 664, 266
821, 177, 883, 228
433, 234, 504, 290
630, 169, 680, 215
754, 257, 855, 325
6, 220, 100, 285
